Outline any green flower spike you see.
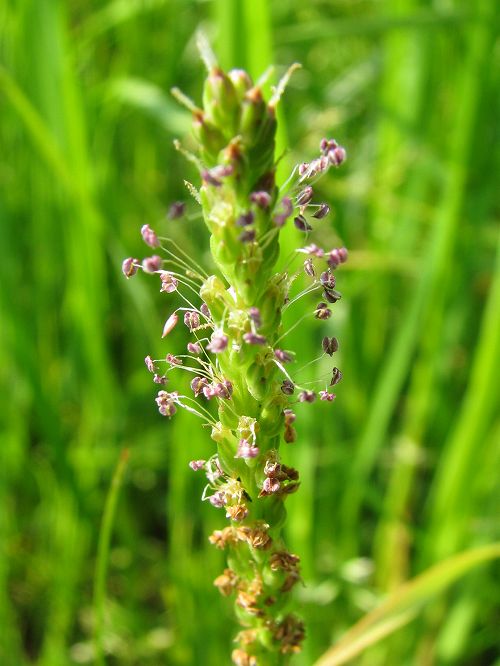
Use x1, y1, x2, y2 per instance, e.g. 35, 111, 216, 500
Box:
124, 34, 348, 666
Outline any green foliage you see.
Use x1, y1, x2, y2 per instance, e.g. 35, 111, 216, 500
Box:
0, 1, 498, 665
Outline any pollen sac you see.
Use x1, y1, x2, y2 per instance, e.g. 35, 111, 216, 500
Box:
314, 302, 332, 320
122, 257, 138, 278
281, 379, 295, 395
330, 367, 343, 386
293, 215, 312, 232
322, 336, 339, 355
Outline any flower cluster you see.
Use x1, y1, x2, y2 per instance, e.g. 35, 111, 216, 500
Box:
123, 39, 348, 664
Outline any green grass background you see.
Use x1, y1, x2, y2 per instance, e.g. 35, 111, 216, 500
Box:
1, 1, 499, 664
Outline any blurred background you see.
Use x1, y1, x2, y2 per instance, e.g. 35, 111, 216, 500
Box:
1, 0, 499, 664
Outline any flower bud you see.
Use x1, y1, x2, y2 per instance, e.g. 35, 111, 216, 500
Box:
239, 86, 267, 145
162, 312, 179, 337
202, 67, 239, 135
228, 69, 253, 99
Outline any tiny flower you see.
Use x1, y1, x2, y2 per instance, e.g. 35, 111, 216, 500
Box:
122, 257, 139, 278
141, 224, 159, 248
296, 186, 313, 206
293, 215, 312, 232
168, 201, 185, 219
184, 310, 200, 330
187, 341, 202, 354
299, 243, 324, 258
315, 302, 332, 320
159, 271, 178, 293
142, 255, 162, 273
327, 247, 348, 269
250, 190, 272, 209
313, 203, 330, 219
207, 330, 228, 353
319, 390, 336, 402
202, 383, 217, 400
166, 353, 182, 366
162, 312, 179, 337
284, 409, 296, 425
153, 374, 167, 385
214, 567, 239, 596
273, 197, 293, 227
211, 164, 234, 179
191, 376, 209, 397
330, 367, 343, 386
320, 137, 332, 152
304, 259, 315, 277
189, 459, 206, 471
281, 379, 295, 395
200, 303, 211, 319
298, 162, 309, 176
298, 390, 316, 403
284, 425, 296, 443
235, 438, 259, 459
322, 336, 339, 356
275, 349, 294, 363
155, 390, 177, 417
320, 270, 336, 290
214, 381, 233, 399
201, 169, 222, 186
248, 307, 261, 328
264, 460, 281, 477
236, 211, 254, 227
226, 504, 249, 522
144, 355, 155, 372
243, 332, 267, 345
239, 229, 256, 243
323, 289, 342, 303
260, 477, 281, 495
209, 491, 227, 508
328, 145, 347, 166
